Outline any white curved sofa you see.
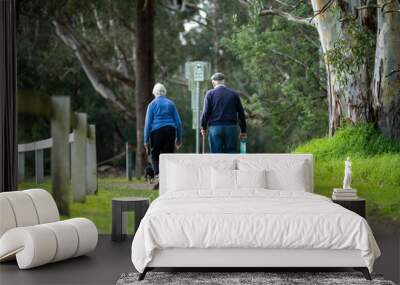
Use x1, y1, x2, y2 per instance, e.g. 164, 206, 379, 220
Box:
0, 189, 98, 269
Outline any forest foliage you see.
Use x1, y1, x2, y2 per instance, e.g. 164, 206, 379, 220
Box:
17, 0, 399, 167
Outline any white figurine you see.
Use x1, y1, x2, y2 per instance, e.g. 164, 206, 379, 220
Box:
343, 157, 352, 190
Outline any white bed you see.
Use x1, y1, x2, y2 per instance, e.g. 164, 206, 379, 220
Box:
131, 154, 380, 280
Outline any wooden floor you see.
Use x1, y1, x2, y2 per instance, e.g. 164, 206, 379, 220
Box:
1, 229, 399, 285
0, 235, 134, 285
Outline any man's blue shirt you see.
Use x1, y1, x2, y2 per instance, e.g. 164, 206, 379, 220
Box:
201, 85, 246, 132
144, 96, 182, 144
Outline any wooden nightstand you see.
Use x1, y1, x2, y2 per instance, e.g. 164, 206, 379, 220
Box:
332, 198, 366, 218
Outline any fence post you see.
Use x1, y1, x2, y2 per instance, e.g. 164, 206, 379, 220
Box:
51, 96, 71, 216
86, 124, 97, 195
126, 142, 132, 181
71, 112, 87, 202
35, 149, 44, 183
18, 152, 25, 183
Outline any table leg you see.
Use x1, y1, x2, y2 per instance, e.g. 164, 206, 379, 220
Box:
134, 202, 149, 234
112, 202, 124, 242
122, 210, 127, 235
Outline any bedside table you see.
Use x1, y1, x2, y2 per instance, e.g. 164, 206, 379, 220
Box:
112, 197, 150, 242
332, 198, 366, 218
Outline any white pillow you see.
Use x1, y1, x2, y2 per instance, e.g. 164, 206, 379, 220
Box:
167, 159, 235, 191
167, 162, 206, 191
211, 169, 268, 191
238, 159, 307, 191
236, 169, 267, 189
266, 161, 306, 191
211, 168, 236, 190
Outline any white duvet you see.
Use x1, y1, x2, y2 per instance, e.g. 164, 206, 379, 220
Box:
131, 190, 380, 273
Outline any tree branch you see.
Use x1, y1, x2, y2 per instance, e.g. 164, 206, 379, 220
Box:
161, 3, 212, 30
310, 0, 335, 22
381, 0, 397, 12
238, 0, 252, 6
356, 4, 380, 10
166, 0, 207, 13
260, 7, 315, 27
53, 19, 135, 120
296, 27, 320, 48
386, 69, 400, 78
267, 48, 327, 91
108, 5, 136, 34
239, 0, 315, 27
274, 0, 298, 9
383, 9, 400, 14
167, 77, 188, 87
272, 63, 291, 80
269, 48, 308, 67
113, 120, 127, 142
56, 16, 135, 88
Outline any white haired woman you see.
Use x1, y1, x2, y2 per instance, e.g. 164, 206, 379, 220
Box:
144, 83, 182, 180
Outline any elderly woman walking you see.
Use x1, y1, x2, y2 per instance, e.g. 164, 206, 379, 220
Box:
144, 83, 182, 180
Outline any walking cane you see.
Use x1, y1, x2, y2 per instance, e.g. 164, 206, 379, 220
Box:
202, 131, 205, 154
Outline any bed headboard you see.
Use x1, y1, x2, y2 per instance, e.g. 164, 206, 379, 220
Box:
159, 154, 314, 195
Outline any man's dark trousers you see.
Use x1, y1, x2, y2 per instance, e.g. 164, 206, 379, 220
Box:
208, 125, 238, 153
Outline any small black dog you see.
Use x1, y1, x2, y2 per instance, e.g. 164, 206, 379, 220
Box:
144, 162, 155, 184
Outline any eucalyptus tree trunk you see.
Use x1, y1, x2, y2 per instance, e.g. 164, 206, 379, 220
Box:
135, 0, 154, 177
255, 0, 399, 139
311, 0, 373, 136
371, 0, 400, 140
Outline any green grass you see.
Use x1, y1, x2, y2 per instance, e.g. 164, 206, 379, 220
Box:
18, 124, 400, 232
295, 124, 400, 221
18, 179, 159, 234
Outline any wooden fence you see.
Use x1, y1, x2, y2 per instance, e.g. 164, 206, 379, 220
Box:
18, 95, 97, 215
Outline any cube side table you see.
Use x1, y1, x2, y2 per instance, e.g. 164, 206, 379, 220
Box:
112, 197, 150, 242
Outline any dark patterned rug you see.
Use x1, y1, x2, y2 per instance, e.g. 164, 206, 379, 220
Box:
116, 272, 396, 285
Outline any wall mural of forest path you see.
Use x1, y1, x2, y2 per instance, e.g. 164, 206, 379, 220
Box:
14, 1, 400, 283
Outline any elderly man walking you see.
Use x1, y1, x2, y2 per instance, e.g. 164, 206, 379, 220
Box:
200, 73, 247, 153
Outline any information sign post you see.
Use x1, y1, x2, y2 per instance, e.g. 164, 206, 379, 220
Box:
185, 61, 211, 153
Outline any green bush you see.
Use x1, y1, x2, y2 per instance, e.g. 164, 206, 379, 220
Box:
295, 124, 400, 159
295, 124, 400, 221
